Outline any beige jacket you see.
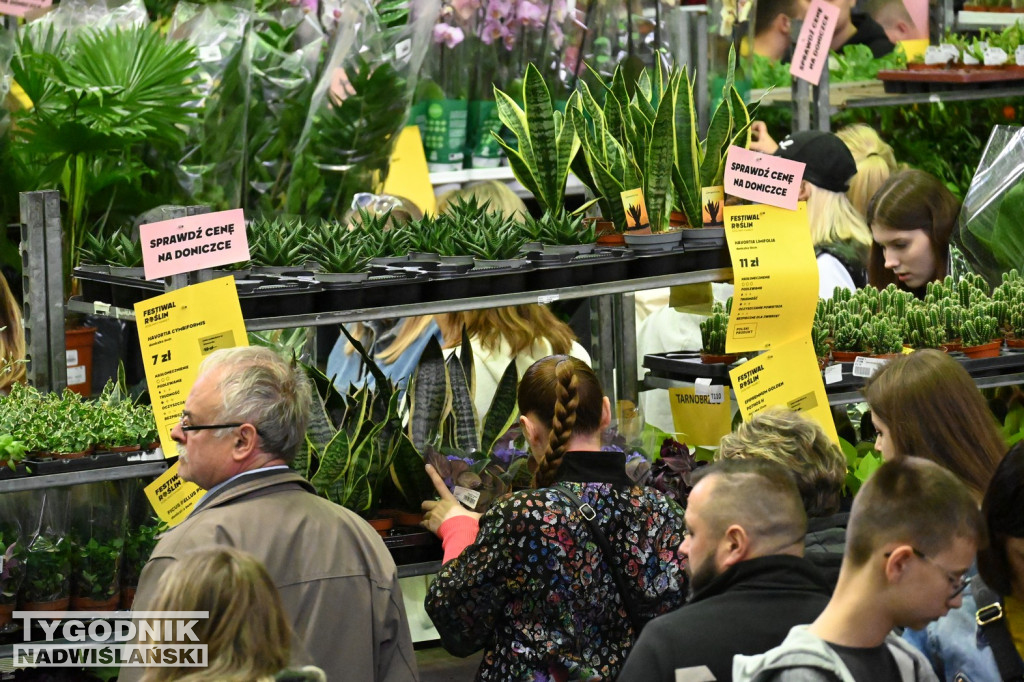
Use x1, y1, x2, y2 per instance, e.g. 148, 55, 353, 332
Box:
119, 469, 418, 682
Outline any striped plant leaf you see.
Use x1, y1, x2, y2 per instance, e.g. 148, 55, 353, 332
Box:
446, 352, 480, 453
481, 359, 518, 454
409, 336, 447, 451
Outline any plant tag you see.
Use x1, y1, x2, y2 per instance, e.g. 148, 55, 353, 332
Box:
790, 0, 840, 86
824, 363, 842, 384
198, 44, 221, 63
67, 365, 87, 387
94, 301, 111, 316
0, 0, 51, 18
140, 208, 249, 280
66, 349, 79, 366
620, 188, 649, 230
537, 294, 559, 304
852, 356, 888, 378
693, 379, 725, 404
723, 146, 804, 210
395, 39, 412, 62
453, 486, 480, 510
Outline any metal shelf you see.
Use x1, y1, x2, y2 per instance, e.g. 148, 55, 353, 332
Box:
67, 267, 736, 331
0, 461, 169, 493
642, 369, 1024, 407
430, 166, 587, 199
397, 560, 442, 579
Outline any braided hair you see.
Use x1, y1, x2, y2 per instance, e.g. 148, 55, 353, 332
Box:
517, 355, 604, 487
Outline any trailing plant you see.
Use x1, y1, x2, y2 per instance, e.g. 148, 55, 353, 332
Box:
493, 63, 581, 216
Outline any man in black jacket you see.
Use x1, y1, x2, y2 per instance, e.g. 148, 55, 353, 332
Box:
616, 459, 831, 682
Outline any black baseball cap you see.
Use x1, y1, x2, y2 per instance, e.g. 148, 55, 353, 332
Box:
774, 131, 857, 193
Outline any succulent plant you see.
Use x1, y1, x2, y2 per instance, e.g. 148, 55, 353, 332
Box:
247, 215, 308, 267
522, 210, 596, 246
79, 226, 143, 268
700, 302, 729, 355
962, 313, 1000, 348
832, 311, 864, 352
866, 317, 903, 355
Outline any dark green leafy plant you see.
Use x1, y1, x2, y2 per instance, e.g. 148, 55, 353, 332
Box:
121, 518, 166, 588
0, 527, 25, 605
22, 534, 71, 604
349, 208, 412, 259
6, 24, 198, 292
71, 536, 123, 601
247, 215, 308, 267
453, 220, 526, 261
306, 222, 372, 273
522, 210, 596, 246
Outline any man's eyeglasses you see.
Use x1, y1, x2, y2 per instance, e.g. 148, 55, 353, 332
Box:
179, 412, 262, 437
886, 547, 972, 598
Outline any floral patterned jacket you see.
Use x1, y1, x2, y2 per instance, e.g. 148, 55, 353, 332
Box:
425, 450, 688, 682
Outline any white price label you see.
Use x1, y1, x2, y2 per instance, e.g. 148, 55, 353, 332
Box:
694, 377, 712, 395
852, 355, 889, 378
67, 364, 87, 386
395, 39, 412, 62
66, 349, 79, 366
453, 486, 480, 510
824, 363, 843, 385
537, 294, 560, 304
198, 44, 221, 63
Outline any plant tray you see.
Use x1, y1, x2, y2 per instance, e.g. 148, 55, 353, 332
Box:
14, 449, 165, 478
381, 526, 442, 565
643, 351, 751, 383
645, 349, 1024, 393
877, 67, 1024, 93
238, 280, 322, 319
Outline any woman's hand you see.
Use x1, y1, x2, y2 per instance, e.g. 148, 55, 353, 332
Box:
749, 121, 780, 154
421, 464, 481, 534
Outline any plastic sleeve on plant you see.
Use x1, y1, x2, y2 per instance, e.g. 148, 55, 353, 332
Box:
437, 515, 479, 564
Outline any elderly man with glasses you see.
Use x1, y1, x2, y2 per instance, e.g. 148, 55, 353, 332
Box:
120, 346, 418, 682
735, 457, 983, 682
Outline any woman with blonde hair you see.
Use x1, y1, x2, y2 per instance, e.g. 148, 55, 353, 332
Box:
862, 349, 1005, 498
422, 355, 686, 681
439, 304, 591, 418
140, 547, 325, 682
836, 123, 899, 219
775, 130, 873, 297
0, 272, 24, 394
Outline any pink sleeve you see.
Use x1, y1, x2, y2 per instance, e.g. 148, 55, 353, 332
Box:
437, 515, 479, 563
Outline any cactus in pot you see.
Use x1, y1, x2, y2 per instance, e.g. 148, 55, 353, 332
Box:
867, 317, 904, 356
699, 300, 735, 363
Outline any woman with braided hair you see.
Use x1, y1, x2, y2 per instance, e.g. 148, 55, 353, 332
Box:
422, 355, 687, 682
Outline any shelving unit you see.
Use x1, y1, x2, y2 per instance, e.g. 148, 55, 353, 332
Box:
0, 460, 168, 494
430, 166, 587, 199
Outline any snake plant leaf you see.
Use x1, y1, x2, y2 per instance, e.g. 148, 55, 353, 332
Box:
522, 63, 560, 213
700, 46, 739, 188
673, 71, 702, 227
388, 431, 434, 507
303, 364, 339, 452
635, 68, 656, 123
409, 336, 447, 451
339, 324, 389, 401
589, 151, 629, 230
729, 85, 752, 150
446, 352, 480, 453
481, 359, 518, 454
493, 88, 542, 203
310, 429, 351, 496
555, 94, 582, 212
646, 75, 677, 233
459, 325, 474, 401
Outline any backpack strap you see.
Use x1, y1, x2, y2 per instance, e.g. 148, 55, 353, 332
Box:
550, 484, 645, 634
974, 574, 1024, 681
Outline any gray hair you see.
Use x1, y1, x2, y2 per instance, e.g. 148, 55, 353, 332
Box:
199, 346, 311, 462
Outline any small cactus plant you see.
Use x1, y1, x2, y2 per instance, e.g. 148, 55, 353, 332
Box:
700, 303, 730, 356
961, 314, 1000, 348
867, 318, 904, 355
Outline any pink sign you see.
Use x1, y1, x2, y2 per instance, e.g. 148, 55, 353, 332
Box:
723, 145, 805, 210
0, 0, 50, 16
140, 209, 249, 280
790, 0, 839, 86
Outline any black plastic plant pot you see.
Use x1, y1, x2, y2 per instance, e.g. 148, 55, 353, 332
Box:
239, 281, 321, 318
628, 252, 681, 278
75, 266, 114, 305
316, 282, 367, 312
527, 264, 575, 290
110, 279, 163, 309
362, 272, 424, 308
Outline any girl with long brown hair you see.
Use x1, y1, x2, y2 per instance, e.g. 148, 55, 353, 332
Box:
422, 355, 686, 681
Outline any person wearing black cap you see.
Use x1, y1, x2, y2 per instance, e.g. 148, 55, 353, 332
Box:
774, 130, 873, 298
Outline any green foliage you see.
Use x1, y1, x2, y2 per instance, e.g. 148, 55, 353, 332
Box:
79, 226, 143, 268
866, 318, 903, 355
6, 24, 198, 291
0, 527, 26, 604
962, 313, 1000, 347
247, 215, 309, 267
305, 221, 371, 273
522, 210, 596, 246
121, 519, 166, 587
0, 434, 27, 470
71, 536, 123, 601
700, 301, 730, 355
493, 63, 581, 216
23, 534, 71, 603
